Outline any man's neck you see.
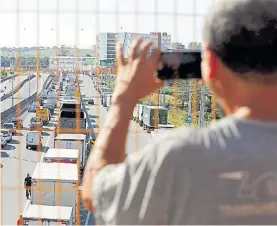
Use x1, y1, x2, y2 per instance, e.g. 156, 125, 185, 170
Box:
229, 102, 277, 121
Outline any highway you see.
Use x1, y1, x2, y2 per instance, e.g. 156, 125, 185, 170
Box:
0, 76, 31, 98
79, 74, 152, 153
0, 73, 152, 225
1, 74, 48, 113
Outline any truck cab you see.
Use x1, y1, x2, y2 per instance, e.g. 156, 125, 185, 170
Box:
36, 108, 51, 125
26, 131, 42, 150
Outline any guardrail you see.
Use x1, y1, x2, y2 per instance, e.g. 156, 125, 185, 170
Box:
1, 75, 36, 101
0, 74, 17, 83
1, 74, 56, 124
78, 75, 97, 225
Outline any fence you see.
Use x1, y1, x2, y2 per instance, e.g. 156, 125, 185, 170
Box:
0, 1, 218, 225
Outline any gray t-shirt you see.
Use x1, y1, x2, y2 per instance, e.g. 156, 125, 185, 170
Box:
92, 117, 277, 225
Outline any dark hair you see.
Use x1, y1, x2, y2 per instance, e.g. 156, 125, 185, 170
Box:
203, 0, 277, 76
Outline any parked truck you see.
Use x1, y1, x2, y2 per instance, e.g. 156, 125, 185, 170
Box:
132, 104, 144, 122
102, 92, 113, 107
22, 204, 74, 225
138, 104, 145, 126
42, 148, 79, 164
54, 134, 86, 168
22, 162, 78, 225
36, 107, 51, 125
142, 106, 168, 131
59, 101, 86, 134
43, 99, 55, 113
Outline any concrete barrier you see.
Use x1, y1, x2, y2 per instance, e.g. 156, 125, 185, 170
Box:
0, 74, 18, 83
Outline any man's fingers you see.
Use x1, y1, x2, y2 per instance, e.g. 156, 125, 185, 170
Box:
140, 41, 152, 60
116, 42, 124, 65
129, 37, 142, 62
149, 48, 161, 70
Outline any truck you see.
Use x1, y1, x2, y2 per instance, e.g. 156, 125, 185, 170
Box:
42, 148, 79, 164
36, 107, 51, 125
142, 106, 168, 131
40, 88, 48, 99
138, 104, 145, 126
22, 204, 74, 225
54, 134, 86, 168
43, 99, 55, 113
132, 104, 144, 122
106, 94, 113, 109
22, 162, 78, 225
58, 101, 86, 134
102, 92, 113, 107
101, 91, 112, 106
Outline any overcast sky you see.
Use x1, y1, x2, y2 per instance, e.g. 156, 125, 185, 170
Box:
0, 0, 215, 48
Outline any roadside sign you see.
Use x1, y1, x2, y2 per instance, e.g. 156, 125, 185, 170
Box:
186, 115, 192, 124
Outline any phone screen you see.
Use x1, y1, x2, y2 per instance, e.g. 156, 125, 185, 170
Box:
157, 51, 202, 80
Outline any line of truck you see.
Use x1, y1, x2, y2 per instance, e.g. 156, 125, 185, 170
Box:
91, 75, 175, 141
21, 72, 95, 225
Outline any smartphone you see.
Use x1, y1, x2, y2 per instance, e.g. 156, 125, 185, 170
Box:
157, 51, 202, 80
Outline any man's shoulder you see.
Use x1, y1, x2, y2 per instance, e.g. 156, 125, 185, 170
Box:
144, 117, 237, 162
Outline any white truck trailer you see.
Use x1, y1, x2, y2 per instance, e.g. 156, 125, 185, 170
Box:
22, 204, 74, 225
42, 148, 79, 164
54, 134, 86, 168
22, 162, 78, 225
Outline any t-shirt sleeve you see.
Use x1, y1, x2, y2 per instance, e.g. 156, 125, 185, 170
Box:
92, 140, 178, 225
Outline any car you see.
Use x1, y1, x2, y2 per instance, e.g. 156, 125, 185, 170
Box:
0, 133, 7, 148
26, 131, 42, 150
0, 129, 12, 142
88, 99, 94, 105
88, 118, 99, 133
28, 102, 37, 112
3, 123, 16, 134
11, 118, 23, 129
29, 122, 42, 131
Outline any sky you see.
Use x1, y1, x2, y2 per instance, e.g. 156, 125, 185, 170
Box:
0, 0, 215, 48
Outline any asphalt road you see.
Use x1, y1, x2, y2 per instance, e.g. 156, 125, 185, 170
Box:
79, 74, 152, 154
1, 74, 152, 225
0, 74, 48, 113
0, 111, 55, 225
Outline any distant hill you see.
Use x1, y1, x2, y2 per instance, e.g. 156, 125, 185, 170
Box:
1, 47, 95, 58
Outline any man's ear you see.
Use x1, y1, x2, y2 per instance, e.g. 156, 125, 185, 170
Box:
202, 46, 218, 81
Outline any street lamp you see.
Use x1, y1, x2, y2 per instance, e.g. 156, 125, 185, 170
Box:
23, 28, 31, 97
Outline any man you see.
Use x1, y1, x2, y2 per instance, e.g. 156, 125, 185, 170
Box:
82, 0, 277, 224
24, 173, 32, 200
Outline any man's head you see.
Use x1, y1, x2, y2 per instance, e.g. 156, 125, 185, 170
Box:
27, 173, 30, 177
202, 0, 277, 116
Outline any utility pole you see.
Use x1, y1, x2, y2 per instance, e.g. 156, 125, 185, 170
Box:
12, 74, 14, 107
199, 85, 206, 127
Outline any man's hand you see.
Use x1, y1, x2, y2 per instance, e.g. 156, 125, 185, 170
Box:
113, 37, 165, 105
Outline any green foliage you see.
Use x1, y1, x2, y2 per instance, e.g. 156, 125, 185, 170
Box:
168, 108, 188, 127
